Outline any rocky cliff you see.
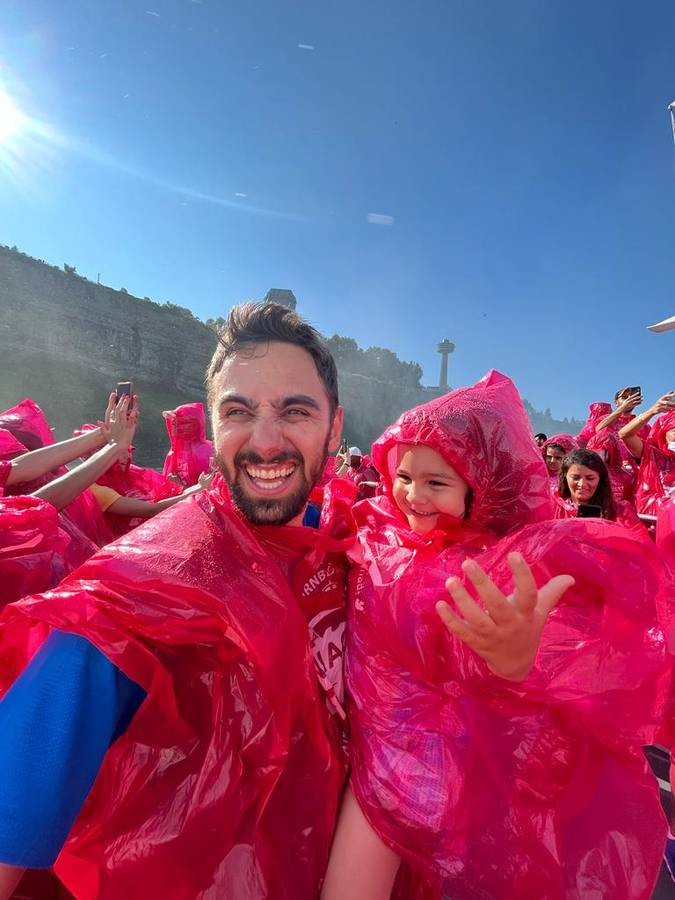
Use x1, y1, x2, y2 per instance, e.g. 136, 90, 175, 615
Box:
0, 245, 580, 467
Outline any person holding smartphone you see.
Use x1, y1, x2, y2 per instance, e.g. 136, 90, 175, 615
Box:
576, 387, 649, 447
553, 448, 647, 536
619, 392, 675, 515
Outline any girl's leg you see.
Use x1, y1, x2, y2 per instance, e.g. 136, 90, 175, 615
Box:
321, 785, 401, 900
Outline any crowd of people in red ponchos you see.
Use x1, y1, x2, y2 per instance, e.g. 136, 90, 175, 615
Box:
0, 303, 673, 900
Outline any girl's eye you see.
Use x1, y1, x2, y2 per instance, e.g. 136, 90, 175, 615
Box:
396, 474, 411, 484
429, 480, 449, 488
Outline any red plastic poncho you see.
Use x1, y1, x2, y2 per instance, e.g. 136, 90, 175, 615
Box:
577, 401, 651, 447
345, 456, 380, 502
162, 402, 214, 487
0, 426, 28, 461
0, 497, 93, 610
346, 371, 670, 899
0, 476, 356, 899
309, 456, 339, 506
0, 397, 55, 451
0, 417, 106, 558
587, 430, 638, 504
635, 410, 675, 516
72, 423, 183, 539
542, 434, 578, 455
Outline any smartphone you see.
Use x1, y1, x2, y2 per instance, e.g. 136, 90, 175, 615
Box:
577, 503, 603, 518
115, 381, 134, 409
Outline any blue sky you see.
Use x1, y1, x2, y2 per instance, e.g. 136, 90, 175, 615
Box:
0, 0, 673, 421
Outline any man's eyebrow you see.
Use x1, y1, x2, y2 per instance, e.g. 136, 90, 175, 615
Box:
272, 395, 321, 412
218, 393, 258, 409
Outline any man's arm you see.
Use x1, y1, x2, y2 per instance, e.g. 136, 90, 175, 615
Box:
0, 632, 145, 884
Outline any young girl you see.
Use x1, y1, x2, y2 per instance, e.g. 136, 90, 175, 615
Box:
323, 371, 670, 900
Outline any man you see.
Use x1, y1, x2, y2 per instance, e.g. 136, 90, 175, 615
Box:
0, 303, 351, 900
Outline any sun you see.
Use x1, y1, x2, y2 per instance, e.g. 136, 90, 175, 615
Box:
0, 87, 27, 144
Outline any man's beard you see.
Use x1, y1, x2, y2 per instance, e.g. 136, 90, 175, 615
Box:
215, 439, 330, 525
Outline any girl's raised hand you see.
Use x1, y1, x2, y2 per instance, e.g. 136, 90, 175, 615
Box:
436, 553, 574, 681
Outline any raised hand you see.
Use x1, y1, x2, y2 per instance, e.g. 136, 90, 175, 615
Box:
436, 553, 574, 681
617, 392, 641, 414
104, 395, 135, 451
649, 391, 675, 416
197, 469, 215, 490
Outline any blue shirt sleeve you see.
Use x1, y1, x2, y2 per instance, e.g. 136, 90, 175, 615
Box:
0, 630, 146, 867
302, 503, 321, 528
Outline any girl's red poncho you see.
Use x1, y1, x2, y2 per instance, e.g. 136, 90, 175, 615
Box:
347, 371, 671, 899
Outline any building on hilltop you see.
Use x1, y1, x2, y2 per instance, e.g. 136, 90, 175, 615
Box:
262, 289, 297, 310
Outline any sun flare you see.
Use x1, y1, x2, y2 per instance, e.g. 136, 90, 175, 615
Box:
0, 87, 27, 144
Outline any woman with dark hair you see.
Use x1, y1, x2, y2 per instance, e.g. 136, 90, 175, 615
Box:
555, 449, 646, 536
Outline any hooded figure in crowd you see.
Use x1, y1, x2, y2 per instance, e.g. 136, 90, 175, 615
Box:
540, 433, 578, 492
635, 410, 675, 516
322, 371, 671, 900
162, 402, 214, 487
576, 391, 651, 448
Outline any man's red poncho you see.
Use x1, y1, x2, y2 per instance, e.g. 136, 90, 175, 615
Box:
635, 410, 675, 515
162, 402, 214, 487
346, 371, 671, 899
0, 477, 356, 899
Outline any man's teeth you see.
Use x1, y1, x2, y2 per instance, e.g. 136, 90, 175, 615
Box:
245, 465, 295, 480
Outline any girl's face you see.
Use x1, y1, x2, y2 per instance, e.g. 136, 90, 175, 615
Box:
392, 445, 469, 534
565, 463, 600, 504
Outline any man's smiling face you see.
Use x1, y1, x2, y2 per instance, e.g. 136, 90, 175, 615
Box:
211, 341, 343, 525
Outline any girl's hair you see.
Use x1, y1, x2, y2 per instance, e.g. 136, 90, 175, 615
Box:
558, 449, 616, 520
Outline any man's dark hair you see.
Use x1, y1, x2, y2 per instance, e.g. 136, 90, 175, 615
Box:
534, 432, 547, 442
558, 448, 616, 520
206, 302, 339, 415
